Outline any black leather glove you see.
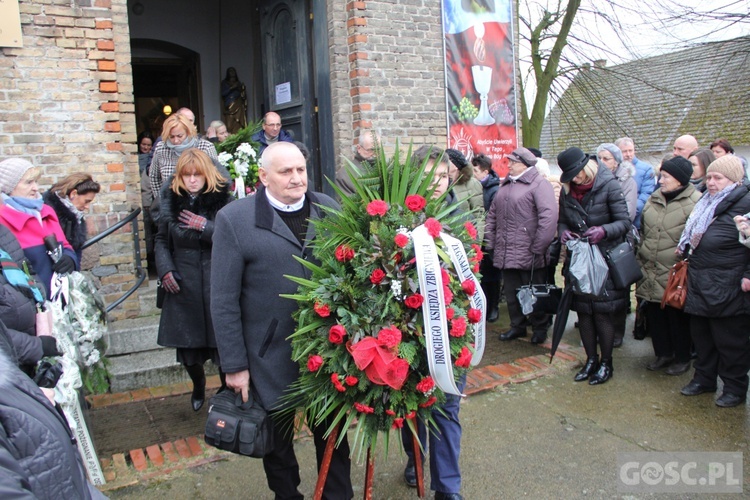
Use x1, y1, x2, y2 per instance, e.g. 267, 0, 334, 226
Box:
33, 360, 63, 389
40, 336, 60, 357
52, 254, 76, 274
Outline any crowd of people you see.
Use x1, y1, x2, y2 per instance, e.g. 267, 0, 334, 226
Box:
2, 112, 748, 498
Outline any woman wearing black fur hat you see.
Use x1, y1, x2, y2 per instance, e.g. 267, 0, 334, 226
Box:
154, 148, 233, 411
557, 147, 631, 385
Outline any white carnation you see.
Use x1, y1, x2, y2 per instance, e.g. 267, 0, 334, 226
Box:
235, 160, 249, 177
217, 152, 233, 166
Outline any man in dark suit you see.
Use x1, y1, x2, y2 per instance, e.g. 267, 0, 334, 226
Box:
211, 142, 352, 499
251, 112, 294, 155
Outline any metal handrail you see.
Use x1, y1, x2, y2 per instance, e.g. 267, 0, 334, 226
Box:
82, 208, 146, 312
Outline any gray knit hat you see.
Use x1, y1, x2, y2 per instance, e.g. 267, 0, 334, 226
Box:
0, 158, 35, 195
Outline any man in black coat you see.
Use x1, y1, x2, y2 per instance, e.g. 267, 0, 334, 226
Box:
211, 142, 352, 499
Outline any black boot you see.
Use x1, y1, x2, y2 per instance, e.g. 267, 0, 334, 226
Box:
574, 356, 599, 382
482, 281, 500, 323
589, 358, 613, 385
185, 363, 206, 411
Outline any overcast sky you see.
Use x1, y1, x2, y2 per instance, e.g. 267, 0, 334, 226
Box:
518, 0, 750, 109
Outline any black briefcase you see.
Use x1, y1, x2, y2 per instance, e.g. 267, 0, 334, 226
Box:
204, 389, 274, 458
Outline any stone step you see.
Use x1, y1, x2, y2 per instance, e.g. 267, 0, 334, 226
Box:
107, 348, 218, 393
106, 315, 160, 356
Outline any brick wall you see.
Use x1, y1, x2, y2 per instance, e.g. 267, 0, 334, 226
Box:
331, 0, 449, 166
0, 0, 141, 320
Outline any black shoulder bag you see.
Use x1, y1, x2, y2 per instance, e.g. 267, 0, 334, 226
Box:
204, 389, 274, 458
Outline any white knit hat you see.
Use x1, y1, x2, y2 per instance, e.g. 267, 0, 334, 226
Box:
0, 158, 35, 195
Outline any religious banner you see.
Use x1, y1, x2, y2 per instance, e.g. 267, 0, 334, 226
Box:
443, 0, 518, 177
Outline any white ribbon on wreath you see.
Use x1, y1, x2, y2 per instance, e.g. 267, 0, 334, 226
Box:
412, 225, 486, 397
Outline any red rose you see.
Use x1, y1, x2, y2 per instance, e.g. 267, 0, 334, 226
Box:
416, 376, 435, 393
464, 221, 478, 240
394, 233, 409, 248
314, 302, 331, 317
443, 286, 454, 304
405, 410, 417, 420
405, 194, 426, 212
345, 375, 358, 386
392, 417, 404, 429
419, 396, 437, 408
472, 262, 480, 273
335, 244, 355, 262
455, 346, 472, 368
450, 316, 467, 337
354, 402, 375, 414
424, 218, 442, 238
446, 307, 455, 320
370, 268, 386, 285
307, 354, 324, 372
331, 373, 346, 392
467, 308, 482, 324
378, 325, 402, 348
461, 279, 476, 296
385, 409, 396, 416
366, 200, 388, 217
329, 324, 347, 344
404, 293, 424, 309
394, 252, 402, 263
441, 268, 451, 284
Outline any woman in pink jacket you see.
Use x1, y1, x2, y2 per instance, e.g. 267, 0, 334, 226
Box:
0, 159, 77, 295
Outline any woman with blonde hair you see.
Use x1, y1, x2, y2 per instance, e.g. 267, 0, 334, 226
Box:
154, 148, 233, 411
557, 147, 631, 385
149, 113, 218, 198
43, 173, 100, 261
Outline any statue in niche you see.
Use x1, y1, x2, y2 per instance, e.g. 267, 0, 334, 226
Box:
221, 67, 248, 134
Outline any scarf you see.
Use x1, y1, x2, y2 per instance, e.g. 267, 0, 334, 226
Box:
58, 193, 85, 223
569, 179, 594, 203
2, 193, 44, 218
663, 185, 687, 203
678, 183, 737, 251
0, 248, 44, 304
165, 136, 199, 155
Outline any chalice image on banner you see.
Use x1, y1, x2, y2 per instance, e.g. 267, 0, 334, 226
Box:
471, 23, 495, 126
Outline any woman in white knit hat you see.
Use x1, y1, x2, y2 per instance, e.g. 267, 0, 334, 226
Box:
0, 158, 78, 294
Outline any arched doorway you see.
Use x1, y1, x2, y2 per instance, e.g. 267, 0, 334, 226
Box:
131, 39, 203, 137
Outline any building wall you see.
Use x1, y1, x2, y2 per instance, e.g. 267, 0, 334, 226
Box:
0, 0, 140, 320
126, 0, 259, 128
331, 0, 449, 166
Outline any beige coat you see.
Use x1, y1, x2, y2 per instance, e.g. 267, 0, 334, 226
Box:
635, 185, 701, 302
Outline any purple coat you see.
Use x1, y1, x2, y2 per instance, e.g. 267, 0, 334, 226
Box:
485, 167, 558, 271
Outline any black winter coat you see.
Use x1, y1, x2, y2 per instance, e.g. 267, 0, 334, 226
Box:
155, 179, 233, 349
558, 165, 632, 314
0, 328, 104, 499
481, 170, 501, 211
42, 190, 88, 262
0, 225, 46, 367
685, 183, 750, 318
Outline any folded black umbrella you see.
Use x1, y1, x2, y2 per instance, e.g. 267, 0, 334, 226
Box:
549, 285, 574, 362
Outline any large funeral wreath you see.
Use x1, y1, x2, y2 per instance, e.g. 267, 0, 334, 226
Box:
282, 144, 485, 458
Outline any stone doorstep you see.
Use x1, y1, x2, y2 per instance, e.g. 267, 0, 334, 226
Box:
94, 342, 585, 492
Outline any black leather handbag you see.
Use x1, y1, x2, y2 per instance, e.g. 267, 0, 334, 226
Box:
516, 258, 562, 315
204, 389, 274, 458
606, 241, 643, 290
